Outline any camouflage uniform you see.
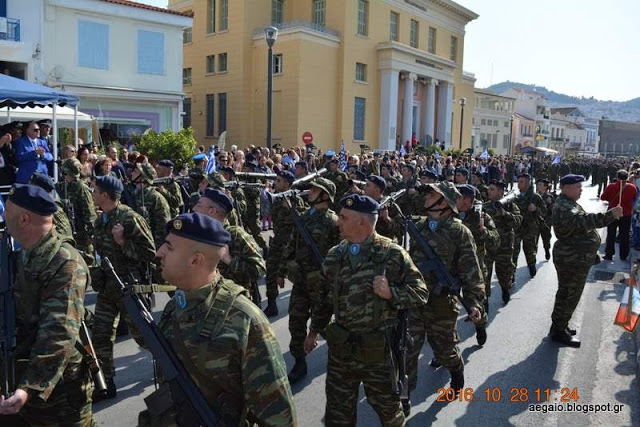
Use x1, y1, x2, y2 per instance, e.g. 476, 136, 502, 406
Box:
10, 231, 95, 426
242, 185, 268, 250
310, 233, 428, 426
512, 188, 546, 268
408, 216, 485, 389
91, 204, 156, 380
483, 200, 522, 294
133, 186, 171, 250
139, 276, 297, 426
217, 223, 265, 292
156, 180, 183, 218
394, 177, 418, 216
324, 167, 349, 211
53, 199, 75, 240
206, 172, 242, 227
538, 190, 556, 257
550, 194, 616, 333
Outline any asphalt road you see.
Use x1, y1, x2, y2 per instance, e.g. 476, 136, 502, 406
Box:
92, 181, 640, 426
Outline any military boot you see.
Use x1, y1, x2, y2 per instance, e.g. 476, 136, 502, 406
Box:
483, 299, 489, 316
545, 248, 551, 260
528, 264, 537, 278
450, 368, 464, 393
502, 288, 511, 304
550, 329, 580, 348
116, 318, 129, 337
429, 357, 442, 368
475, 326, 487, 346
93, 377, 116, 402
287, 357, 308, 384
263, 297, 279, 317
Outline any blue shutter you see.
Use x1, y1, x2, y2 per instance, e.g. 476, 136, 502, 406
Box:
354, 97, 366, 141
206, 94, 215, 136
137, 30, 165, 75
78, 20, 109, 69
0, 0, 6, 18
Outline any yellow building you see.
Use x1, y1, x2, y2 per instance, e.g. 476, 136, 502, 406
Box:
169, 0, 478, 152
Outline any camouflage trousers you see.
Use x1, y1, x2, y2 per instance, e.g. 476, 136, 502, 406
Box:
265, 242, 285, 299
288, 271, 322, 359
325, 349, 404, 426
408, 294, 462, 390
538, 223, 552, 251
597, 179, 608, 196
10, 376, 96, 427
92, 280, 145, 378
550, 263, 590, 332
486, 246, 516, 292
245, 208, 267, 250
513, 227, 539, 266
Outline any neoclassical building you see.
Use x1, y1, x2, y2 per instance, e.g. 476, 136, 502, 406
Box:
171, 0, 478, 152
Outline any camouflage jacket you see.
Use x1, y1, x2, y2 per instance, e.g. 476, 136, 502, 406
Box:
93, 203, 156, 279
409, 215, 485, 312
375, 200, 405, 243
539, 191, 556, 225
241, 186, 259, 222
513, 188, 546, 230
12, 231, 89, 401
325, 170, 349, 208
218, 223, 266, 287
134, 186, 171, 249
311, 233, 428, 334
156, 181, 183, 218
482, 200, 522, 250
459, 208, 500, 270
56, 180, 96, 242
53, 200, 74, 240
394, 177, 418, 216
552, 194, 616, 266
271, 194, 304, 249
158, 276, 297, 425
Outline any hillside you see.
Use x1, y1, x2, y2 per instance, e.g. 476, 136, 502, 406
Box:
486, 81, 640, 123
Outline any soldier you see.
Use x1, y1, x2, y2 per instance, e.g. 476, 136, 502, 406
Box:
29, 171, 74, 241
364, 174, 403, 242
91, 176, 156, 400
141, 213, 297, 425
551, 174, 622, 347
380, 162, 398, 194
483, 180, 522, 305
512, 173, 546, 278
293, 161, 308, 179
192, 188, 265, 295
456, 184, 499, 344
58, 158, 97, 264
280, 178, 340, 384
131, 163, 172, 250
407, 182, 485, 393
471, 172, 489, 201
0, 185, 95, 425
236, 161, 268, 251
324, 157, 349, 211
394, 164, 418, 215
536, 178, 555, 260
304, 194, 428, 426
454, 167, 470, 185
155, 159, 184, 217
264, 170, 303, 317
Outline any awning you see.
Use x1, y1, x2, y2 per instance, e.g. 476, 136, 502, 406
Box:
0, 74, 79, 108
0, 105, 93, 128
534, 146, 558, 154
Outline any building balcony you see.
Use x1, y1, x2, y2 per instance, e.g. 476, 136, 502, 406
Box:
0, 18, 20, 42
254, 20, 340, 40
550, 136, 569, 142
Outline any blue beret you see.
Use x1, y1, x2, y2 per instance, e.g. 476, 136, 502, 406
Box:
8, 184, 57, 216
29, 171, 55, 193
457, 184, 476, 197
219, 166, 235, 175
192, 153, 206, 161
537, 178, 551, 185
166, 213, 230, 247
420, 169, 438, 180
326, 150, 335, 157
278, 170, 295, 184
456, 167, 470, 176
295, 161, 308, 169
402, 163, 415, 172
339, 194, 379, 214
489, 179, 507, 190
202, 188, 233, 213
95, 175, 124, 194
159, 159, 174, 168
367, 175, 386, 191
38, 119, 52, 127
353, 170, 367, 181
518, 173, 531, 180
559, 174, 585, 185
381, 163, 393, 170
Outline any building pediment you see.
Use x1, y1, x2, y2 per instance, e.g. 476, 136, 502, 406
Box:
377, 41, 456, 82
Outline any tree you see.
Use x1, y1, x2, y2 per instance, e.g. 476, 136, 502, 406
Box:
133, 128, 197, 167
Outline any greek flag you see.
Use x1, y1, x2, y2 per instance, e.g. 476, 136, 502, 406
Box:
552, 155, 561, 165
339, 140, 347, 171
480, 149, 489, 159
206, 145, 217, 174
400, 143, 407, 156
434, 151, 440, 159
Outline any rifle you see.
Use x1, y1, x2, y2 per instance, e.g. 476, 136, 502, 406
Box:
379, 189, 406, 210
0, 232, 15, 397
153, 176, 192, 186
223, 181, 265, 190
266, 189, 310, 205
234, 172, 277, 181
347, 179, 367, 188
77, 320, 107, 397
494, 189, 517, 208
291, 168, 327, 189
102, 257, 220, 427
284, 198, 324, 268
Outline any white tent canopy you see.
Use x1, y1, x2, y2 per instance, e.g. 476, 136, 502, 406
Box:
0, 105, 93, 128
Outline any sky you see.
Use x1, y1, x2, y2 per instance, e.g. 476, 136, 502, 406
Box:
140, 0, 639, 102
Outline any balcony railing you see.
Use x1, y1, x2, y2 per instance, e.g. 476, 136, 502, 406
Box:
254, 20, 340, 39
0, 18, 20, 42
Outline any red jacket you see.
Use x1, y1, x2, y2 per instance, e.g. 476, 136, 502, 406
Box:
601, 181, 637, 217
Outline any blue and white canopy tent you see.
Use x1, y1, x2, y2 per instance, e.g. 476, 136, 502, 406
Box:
0, 73, 80, 179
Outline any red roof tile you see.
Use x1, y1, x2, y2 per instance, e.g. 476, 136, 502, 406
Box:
100, 0, 192, 17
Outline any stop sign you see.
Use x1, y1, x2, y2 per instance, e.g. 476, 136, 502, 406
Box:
302, 131, 313, 145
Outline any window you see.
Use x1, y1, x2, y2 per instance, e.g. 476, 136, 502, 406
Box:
354, 97, 366, 141
207, 0, 215, 33
218, 93, 227, 134
410, 20, 418, 48
493, 120, 499, 126
480, 133, 486, 144
218, 52, 227, 72
137, 30, 165, 75
272, 0, 284, 25
390, 12, 398, 41
450, 36, 458, 61
182, 68, 192, 85
492, 133, 497, 148
313, 0, 325, 26
273, 54, 283, 74
206, 55, 215, 74
78, 20, 109, 70
504, 121, 509, 127
428, 27, 436, 54
355, 63, 367, 82
357, 0, 368, 36
206, 94, 215, 137
220, 0, 228, 31
481, 119, 486, 125
503, 134, 510, 148
183, 27, 192, 44
183, 98, 191, 129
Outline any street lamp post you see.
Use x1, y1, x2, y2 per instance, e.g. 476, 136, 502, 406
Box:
265, 26, 278, 151
459, 97, 466, 150
508, 114, 514, 156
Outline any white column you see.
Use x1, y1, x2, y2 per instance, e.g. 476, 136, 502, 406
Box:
74, 105, 79, 149
378, 69, 399, 151
401, 73, 416, 147
436, 81, 453, 148
423, 78, 437, 145
52, 103, 58, 181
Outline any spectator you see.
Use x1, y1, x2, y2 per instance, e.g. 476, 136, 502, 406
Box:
15, 121, 53, 183
601, 169, 637, 261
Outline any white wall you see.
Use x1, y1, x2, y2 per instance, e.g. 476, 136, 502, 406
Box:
0, 0, 45, 80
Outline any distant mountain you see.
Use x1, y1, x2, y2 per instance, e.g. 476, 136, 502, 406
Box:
486, 81, 640, 123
